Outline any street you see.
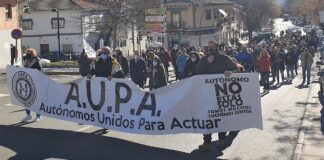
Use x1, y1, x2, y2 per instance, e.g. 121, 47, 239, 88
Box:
0, 65, 323, 160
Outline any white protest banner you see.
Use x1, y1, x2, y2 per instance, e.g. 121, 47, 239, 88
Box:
7, 66, 263, 135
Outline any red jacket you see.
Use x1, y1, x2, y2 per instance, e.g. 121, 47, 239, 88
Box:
258, 55, 271, 72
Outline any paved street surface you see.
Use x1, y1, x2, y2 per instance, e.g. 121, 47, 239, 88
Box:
1, 67, 324, 160
1, 19, 324, 160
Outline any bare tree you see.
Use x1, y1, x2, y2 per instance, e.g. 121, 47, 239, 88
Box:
80, 0, 160, 49
238, 0, 281, 40
292, 0, 324, 25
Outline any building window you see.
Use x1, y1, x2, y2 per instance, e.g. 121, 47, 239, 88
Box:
62, 44, 73, 53
172, 13, 180, 27
51, 18, 65, 29
214, 8, 219, 19
205, 9, 212, 20
119, 40, 127, 47
5, 4, 12, 19
22, 19, 33, 30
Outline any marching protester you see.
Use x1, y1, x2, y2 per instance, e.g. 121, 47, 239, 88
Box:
10, 44, 17, 65
88, 46, 114, 134
157, 46, 171, 81
146, 51, 156, 81
116, 49, 129, 77
258, 49, 271, 92
196, 41, 239, 150
130, 51, 147, 89
300, 48, 314, 86
235, 46, 253, 72
89, 47, 113, 80
285, 47, 296, 83
272, 47, 285, 85
176, 47, 189, 80
170, 45, 180, 80
21, 48, 42, 122
184, 51, 200, 78
149, 56, 167, 90
78, 49, 91, 77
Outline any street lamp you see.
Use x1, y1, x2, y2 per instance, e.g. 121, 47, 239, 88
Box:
52, 8, 61, 61
198, 5, 208, 47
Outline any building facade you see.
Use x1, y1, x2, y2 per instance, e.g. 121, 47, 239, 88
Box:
163, 0, 243, 48
0, 0, 21, 69
19, 0, 146, 58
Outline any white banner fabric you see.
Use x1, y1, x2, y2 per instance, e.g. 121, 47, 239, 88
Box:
7, 66, 263, 135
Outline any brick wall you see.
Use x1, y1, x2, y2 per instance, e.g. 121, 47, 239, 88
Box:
0, 0, 18, 30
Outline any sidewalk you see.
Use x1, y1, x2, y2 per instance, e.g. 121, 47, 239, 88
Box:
42, 68, 79, 75
0, 67, 79, 75
295, 71, 324, 160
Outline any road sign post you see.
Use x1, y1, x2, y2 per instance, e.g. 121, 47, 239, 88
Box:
11, 29, 23, 65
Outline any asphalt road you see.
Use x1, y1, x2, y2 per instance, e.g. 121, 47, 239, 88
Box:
0, 63, 321, 160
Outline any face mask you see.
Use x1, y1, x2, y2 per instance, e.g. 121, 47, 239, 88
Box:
101, 54, 108, 60
26, 54, 32, 59
191, 57, 197, 62
153, 61, 158, 66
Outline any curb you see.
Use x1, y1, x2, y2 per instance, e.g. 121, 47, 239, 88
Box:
292, 72, 318, 160
44, 72, 80, 75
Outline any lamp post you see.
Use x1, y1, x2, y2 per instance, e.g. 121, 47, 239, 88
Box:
52, 8, 61, 61
199, 5, 208, 47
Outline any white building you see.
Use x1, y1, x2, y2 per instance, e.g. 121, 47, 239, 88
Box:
20, 0, 146, 58
19, 0, 90, 56
0, 0, 21, 69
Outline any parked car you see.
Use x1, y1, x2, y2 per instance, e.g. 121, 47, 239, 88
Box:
41, 51, 70, 62
283, 14, 289, 21
252, 32, 275, 43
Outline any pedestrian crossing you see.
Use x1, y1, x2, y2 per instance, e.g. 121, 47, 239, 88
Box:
0, 94, 9, 98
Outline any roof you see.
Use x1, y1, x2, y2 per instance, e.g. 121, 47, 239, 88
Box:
19, 0, 98, 11
162, 0, 234, 5
192, 0, 234, 5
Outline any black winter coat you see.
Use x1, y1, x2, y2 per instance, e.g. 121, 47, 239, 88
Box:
149, 64, 167, 90
130, 58, 147, 84
196, 54, 237, 75
117, 56, 129, 75
91, 57, 113, 77
184, 59, 199, 78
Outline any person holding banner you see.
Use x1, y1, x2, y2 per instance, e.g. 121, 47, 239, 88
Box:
89, 47, 113, 80
88, 47, 114, 134
21, 48, 42, 122
196, 41, 240, 150
149, 56, 167, 90
130, 51, 147, 88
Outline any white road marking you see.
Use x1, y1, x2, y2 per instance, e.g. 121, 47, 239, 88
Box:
0, 94, 9, 98
76, 126, 92, 132
4, 104, 17, 107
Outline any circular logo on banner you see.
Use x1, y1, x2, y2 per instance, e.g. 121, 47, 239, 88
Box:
12, 71, 37, 107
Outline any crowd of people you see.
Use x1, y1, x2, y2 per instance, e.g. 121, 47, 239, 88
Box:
19, 28, 320, 151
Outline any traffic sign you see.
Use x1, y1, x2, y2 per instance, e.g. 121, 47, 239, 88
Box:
145, 8, 166, 15
11, 29, 23, 39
